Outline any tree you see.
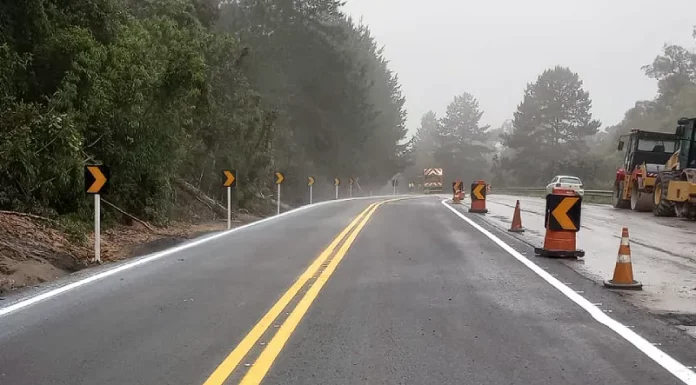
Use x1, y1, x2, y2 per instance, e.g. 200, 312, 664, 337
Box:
488, 119, 516, 186
0, 0, 409, 225
403, 111, 440, 182
413, 111, 439, 161
216, 4, 408, 200
501, 66, 601, 185
433, 93, 491, 182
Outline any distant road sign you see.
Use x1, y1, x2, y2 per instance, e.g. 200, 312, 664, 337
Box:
275, 172, 284, 184
85, 165, 109, 194
471, 183, 486, 200
223, 170, 236, 187
308, 176, 315, 186
334, 178, 341, 186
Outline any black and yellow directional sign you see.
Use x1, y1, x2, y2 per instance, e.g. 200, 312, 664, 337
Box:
545, 194, 582, 232
349, 177, 354, 185
223, 170, 236, 187
85, 165, 109, 194
471, 183, 486, 200
454, 181, 463, 191
308, 176, 315, 186
334, 177, 341, 186
275, 172, 284, 184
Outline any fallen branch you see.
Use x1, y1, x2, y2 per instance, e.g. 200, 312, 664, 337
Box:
0, 210, 56, 223
172, 176, 228, 217
253, 190, 292, 210
195, 196, 213, 211
100, 198, 155, 232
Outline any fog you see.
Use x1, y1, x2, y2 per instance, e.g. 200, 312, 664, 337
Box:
343, 0, 696, 132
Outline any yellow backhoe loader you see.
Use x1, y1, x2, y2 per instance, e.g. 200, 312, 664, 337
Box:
653, 117, 696, 219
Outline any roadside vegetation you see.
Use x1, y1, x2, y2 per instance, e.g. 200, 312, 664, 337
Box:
0, 0, 409, 228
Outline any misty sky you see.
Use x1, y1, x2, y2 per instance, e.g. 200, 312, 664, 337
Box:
342, 0, 696, 135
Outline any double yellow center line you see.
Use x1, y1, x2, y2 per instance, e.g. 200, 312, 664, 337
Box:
203, 198, 401, 385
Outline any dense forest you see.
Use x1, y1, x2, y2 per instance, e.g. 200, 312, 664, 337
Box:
3, 0, 696, 229
0, 0, 410, 226
406, 27, 696, 189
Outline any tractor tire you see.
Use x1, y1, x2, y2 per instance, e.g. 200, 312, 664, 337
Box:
612, 181, 630, 209
653, 172, 677, 217
630, 181, 653, 212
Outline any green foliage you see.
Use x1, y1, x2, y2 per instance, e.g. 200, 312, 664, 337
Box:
587, 28, 696, 187
501, 66, 601, 186
217, 4, 408, 197
405, 93, 493, 185
0, 0, 408, 225
436, 93, 492, 181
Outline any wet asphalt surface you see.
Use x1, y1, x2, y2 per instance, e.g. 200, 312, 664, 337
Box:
0, 196, 693, 384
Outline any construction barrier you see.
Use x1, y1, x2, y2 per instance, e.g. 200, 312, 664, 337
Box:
603, 227, 642, 290
508, 199, 525, 232
534, 188, 585, 258
452, 180, 463, 204
469, 180, 488, 213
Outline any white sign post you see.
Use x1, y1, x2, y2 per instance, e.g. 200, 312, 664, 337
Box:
274, 172, 284, 215
277, 183, 281, 215
223, 170, 236, 229
309, 185, 313, 204
94, 194, 101, 263
227, 186, 232, 229
335, 185, 339, 200
85, 165, 108, 263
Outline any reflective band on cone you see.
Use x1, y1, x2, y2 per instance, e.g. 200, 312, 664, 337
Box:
604, 227, 642, 290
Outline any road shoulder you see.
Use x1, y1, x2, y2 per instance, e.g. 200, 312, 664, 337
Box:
447, 199, 696, 374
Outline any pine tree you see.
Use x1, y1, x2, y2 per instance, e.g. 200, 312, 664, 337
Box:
432, 93, 491, 182
502, 66, 600, 185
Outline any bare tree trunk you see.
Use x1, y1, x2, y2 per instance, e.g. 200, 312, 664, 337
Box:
172, 176, 228, 217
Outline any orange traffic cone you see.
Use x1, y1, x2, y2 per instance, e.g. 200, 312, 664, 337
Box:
604, 227, 642, 290
508, 200, 525, 232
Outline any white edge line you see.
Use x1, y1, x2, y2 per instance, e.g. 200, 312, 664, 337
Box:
0, 195, 400, 318
440, 199, 696, 385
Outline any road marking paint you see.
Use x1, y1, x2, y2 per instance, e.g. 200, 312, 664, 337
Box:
239, 199, 385, 385
441, 199, 696, 385
201, 202, 379, 385
0, 195, 401, 318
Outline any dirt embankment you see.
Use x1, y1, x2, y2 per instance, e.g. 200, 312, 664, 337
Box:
0, 210, 261, 295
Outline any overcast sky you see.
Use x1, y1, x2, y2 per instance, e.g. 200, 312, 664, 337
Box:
342, 0, 696, 135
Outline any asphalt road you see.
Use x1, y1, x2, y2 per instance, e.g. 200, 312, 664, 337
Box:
0, 196, 693, 385
482, 194, 696, 315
